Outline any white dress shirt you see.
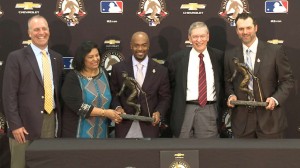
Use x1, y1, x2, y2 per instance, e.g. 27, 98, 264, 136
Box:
186, 48, 216, 101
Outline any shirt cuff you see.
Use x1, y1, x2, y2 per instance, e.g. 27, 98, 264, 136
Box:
228, 94, 236, 99
271, 97, 279, 106
115, 106, 122, 110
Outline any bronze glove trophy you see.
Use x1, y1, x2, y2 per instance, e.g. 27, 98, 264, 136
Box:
228, 57, 268, 107
116, 71, 153, 122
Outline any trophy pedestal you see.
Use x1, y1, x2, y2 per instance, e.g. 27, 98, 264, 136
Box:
230, 100, 268, 107
120, 114, 154, 122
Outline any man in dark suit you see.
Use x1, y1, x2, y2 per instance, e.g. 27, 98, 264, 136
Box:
110, 31, 171, 138
224, 13, 294, 138
2, 15, 63, 167
168, 22, 224, 138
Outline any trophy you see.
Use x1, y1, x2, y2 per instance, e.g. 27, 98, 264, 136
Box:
228, 57, 268, 107
116, 71, 154, 122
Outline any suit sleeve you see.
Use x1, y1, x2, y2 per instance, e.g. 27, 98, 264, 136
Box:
224, 51, 235, 98
61, 70, 93, 118
154, 67, 171, 117
167, 52, 179, 96
2, 52, 22, 130
109, 64, 122, 109
272, 46, 294, 104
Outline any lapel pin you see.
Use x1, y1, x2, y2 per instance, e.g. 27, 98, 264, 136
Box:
257, 58, 260, 63
152, 69, 156, 73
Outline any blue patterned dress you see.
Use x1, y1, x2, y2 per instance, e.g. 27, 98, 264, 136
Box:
75, 68, 112, 138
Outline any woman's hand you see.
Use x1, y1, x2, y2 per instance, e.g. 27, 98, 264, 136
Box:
103, 109, 122, 124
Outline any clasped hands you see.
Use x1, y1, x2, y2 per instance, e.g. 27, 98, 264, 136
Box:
116, 107, 160, 126
103, 109, 122, 124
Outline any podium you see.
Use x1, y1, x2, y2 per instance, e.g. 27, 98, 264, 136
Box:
26, 139, 300, 168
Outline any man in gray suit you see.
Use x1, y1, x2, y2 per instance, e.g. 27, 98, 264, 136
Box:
2, 15, 63, 167
225, 13, 294, 138
168, 22, 225, 138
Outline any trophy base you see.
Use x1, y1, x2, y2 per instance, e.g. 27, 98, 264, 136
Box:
230, 100, 268, 107
120, 114, 154, 122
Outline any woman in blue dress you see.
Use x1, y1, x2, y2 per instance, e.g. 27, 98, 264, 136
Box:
61, 41, 122, 138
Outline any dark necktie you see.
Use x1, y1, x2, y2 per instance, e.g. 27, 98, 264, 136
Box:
198, 53, 207, 107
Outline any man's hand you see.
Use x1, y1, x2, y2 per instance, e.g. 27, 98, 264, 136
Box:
12, 127, 29, 143
227, 95, 237, 108
152, 111, 160, 126
116, 106, 125, 114
266, 97, 276, 111
104, 109, 123, 124
114, 107, 125, 124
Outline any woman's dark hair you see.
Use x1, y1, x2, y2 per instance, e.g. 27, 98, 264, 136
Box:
72, 41, 99, 71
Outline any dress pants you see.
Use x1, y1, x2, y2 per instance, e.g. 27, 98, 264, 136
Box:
179, 103, 218, 138
233, 109, 284, 139
9, 111, 55, 168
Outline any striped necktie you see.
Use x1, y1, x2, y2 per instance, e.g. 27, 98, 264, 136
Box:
245, 49, 253, 91
198, 53, 207, 107
41, 50, 54, 114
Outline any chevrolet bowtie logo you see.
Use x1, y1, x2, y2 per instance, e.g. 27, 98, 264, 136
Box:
267, 39, 284, 44
174, 153, 185, 157
180, 3, 206, 10
185, 40, 192, 45
104, 40, 121, 45
22, 40, 32, 45
16, 2, 41, 10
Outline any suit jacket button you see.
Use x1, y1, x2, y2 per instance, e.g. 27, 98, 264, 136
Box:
41, 111, 44, 113
41, 96, 44, 99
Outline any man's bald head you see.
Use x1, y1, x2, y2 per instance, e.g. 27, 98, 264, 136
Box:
130, 31, 150, 62
131, 31, 150, 44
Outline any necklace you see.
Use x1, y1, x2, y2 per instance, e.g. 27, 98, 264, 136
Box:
80, 68, 100, 80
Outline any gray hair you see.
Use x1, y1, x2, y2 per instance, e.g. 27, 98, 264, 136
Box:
188, 21, 209, 36
27, 15, 48, 30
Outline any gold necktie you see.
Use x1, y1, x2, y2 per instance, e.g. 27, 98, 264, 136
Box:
41, 50, 53, 114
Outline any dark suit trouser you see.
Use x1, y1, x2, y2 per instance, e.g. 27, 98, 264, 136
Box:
234, 109, 283, 139
9, 112, 55, 168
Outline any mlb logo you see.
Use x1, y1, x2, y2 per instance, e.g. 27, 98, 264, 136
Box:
149, 20, 156, 27
100, 1, 123, 13
265, 0, 288, 13
63, 57, 74, 69
67, 22, 76, 27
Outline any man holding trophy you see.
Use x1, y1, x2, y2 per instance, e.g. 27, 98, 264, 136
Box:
224, 13, 294, 139
110, 31, 171, 138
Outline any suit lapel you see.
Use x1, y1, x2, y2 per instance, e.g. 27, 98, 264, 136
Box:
49, 50, 58, 88
236, 46, 244, 63
207, 47, 219, 92
25, 46, 43, 85
142, 59, 156, 90
234, 46, 245, 86
254, 41, 265, 75
125, 58, 134, 78
182, 49, 190, 92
